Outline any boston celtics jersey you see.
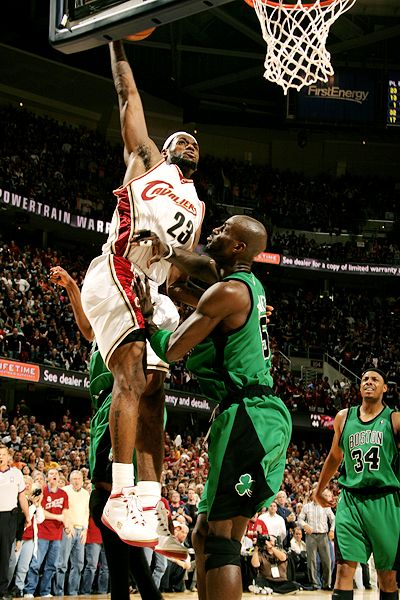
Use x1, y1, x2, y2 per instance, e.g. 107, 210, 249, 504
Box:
186, 271, 272, 404
339, 405, 400, 491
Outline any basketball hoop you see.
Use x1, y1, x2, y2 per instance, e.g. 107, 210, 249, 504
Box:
244, 0, 357, 94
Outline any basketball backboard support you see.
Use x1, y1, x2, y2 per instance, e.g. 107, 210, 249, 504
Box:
49, 0, 234, 54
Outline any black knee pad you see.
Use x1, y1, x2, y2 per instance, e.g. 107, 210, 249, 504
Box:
204, 536, 241, 572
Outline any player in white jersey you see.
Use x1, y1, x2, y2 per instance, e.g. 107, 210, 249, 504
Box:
81, 39, 204, 548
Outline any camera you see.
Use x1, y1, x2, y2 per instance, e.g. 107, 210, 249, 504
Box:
31, 487, 42, 497
256, 534, 270, 549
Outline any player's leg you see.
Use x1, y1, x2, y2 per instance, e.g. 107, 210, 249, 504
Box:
333, 560, 357, 598
134, 291, 184, 557
108, 340, 146, 466
136, 369, 165, 484
368, 492, 400, 598
82, 255, 151, 544
376, 570, 398, 597
192, 512, 209, 600
205, 516, 248, 600
101, 339, 156, 545
136, 365, 190, 560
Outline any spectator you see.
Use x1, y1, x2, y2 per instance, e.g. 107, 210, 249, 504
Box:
10, 482, 44, 598
80, 515, 109, 595
169, 491, 192, 527
0, 445, 30, 600
297, 484, 335, 591
54, 470, 90, 596
250, 534, 298, 594
23, 468, 68, 598
275, 490, 296, 544
160, 522, 191, 593
257, 501, 287, 545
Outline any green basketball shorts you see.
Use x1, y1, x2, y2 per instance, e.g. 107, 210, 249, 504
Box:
335, 487, 400, 571
198, 393, 292, 521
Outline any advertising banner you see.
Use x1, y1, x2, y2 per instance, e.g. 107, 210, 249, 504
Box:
297, 71, 375, 122
0, 358, 40, 382
39, 367, 90, 390
0, 186, 111, 234
278, 255, 400, 276
165, 389, 216, 414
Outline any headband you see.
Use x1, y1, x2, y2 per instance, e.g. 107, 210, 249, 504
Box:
162, 131, 198, 151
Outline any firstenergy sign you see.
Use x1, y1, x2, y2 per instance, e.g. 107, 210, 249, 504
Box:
307, 85, 369, 105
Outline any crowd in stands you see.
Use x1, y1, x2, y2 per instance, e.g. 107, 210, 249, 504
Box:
269, 231, 400, 264
1, 234, 399, 415
1, 105, 399, 242
1, 400, 343, 595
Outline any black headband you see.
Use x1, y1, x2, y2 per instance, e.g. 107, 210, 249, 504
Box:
360, 367, 387, 384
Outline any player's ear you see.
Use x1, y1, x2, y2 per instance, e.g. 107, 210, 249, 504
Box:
233, 241, 246, 254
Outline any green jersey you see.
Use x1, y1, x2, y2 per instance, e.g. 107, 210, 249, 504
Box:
186, 271, 272, 404
338, 405, 400, 491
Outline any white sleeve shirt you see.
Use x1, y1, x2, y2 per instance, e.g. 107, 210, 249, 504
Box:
0, 467, 25, 511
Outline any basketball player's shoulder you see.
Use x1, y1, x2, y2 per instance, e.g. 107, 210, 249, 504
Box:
390, 410, 400, 436
335, 408, 349, 433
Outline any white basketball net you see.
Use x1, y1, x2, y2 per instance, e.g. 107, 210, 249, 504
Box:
251, 0, 357, 94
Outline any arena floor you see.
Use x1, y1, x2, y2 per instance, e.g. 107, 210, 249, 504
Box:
22, 592, 376, 599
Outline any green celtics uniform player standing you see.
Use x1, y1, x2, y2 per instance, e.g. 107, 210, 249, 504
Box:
136, 215, 292, 600
315, 368, 400, 600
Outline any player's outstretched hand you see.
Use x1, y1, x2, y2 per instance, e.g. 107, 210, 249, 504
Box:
131, 229, 168, 267
50, 266, 74, 288
133, 272, 156, 335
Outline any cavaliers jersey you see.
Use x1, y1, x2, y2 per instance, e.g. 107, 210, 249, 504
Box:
186, 271, 273, 404
338, 405, 400, 491
102, 160, 205, 285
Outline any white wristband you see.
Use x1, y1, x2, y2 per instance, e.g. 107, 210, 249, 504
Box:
163, 244, 174, 260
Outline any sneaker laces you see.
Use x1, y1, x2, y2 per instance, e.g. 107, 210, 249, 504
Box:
124, 490, 146, 526
155, 503, 170, 535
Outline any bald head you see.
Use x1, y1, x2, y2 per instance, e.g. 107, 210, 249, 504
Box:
229, 215, 267, 259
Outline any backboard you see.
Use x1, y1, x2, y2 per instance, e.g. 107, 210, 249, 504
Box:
49, 0, 233, 54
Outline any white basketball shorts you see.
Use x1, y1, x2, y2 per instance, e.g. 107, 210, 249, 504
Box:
81, 254, 179, 370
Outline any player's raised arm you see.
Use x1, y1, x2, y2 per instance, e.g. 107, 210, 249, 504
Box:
109, 40, 160, 175
50, 267, 94, 342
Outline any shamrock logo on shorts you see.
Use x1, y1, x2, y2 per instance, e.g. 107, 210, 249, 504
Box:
235, 473, 255, 497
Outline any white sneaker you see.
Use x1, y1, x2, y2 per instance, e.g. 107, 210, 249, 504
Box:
248, 584, 261, 594
42, 595, 53, 598
23, 595, 34, 599
155, 533, 189, 560
101, 486, 158, 547
144, 499, 188, 560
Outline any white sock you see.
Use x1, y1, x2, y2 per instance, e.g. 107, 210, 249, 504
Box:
135, 481, 161, 508
112, 462, 134, 493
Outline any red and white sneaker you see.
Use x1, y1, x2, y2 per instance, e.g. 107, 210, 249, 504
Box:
146, 500, 189, 560
101, 486, 158, 547
155, 534, 189, 560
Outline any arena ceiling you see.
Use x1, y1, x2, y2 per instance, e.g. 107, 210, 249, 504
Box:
1, 0, 400, 128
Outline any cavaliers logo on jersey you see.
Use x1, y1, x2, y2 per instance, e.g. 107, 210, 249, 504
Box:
141, 180, 197, 216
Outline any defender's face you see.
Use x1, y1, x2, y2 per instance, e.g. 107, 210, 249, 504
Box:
205, 218, 237, 258
361, 371, 387, 400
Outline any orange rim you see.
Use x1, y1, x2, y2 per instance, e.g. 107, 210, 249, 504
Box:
244, 0, 338, 8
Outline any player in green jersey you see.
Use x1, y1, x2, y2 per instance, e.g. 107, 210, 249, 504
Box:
315, 368, 400, 600
134, 215, 292, 600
